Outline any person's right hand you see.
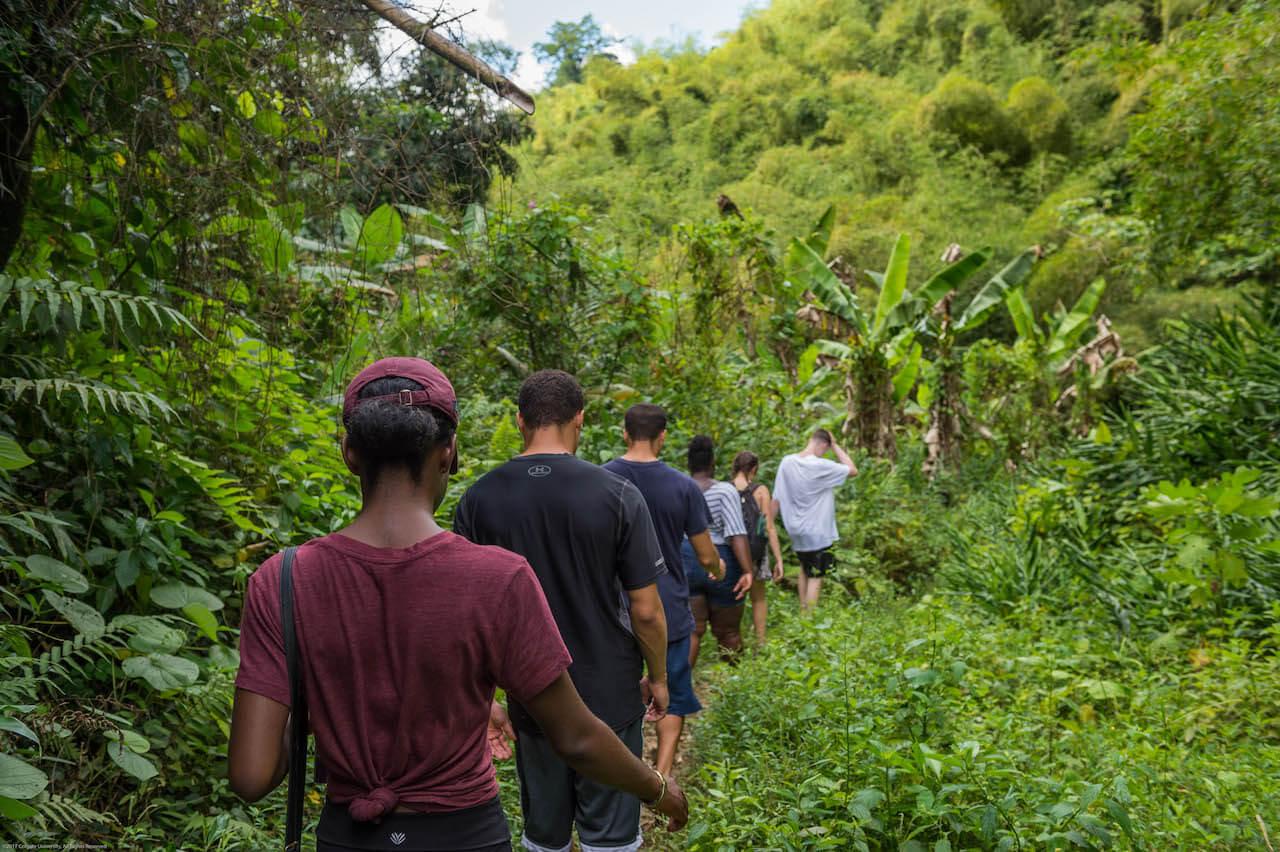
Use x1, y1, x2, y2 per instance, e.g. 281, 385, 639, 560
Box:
709, 558, 726, 581
655, 775, 689, 831
641, 676, 669, 721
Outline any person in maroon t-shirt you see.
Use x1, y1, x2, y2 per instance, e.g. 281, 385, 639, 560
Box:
228, 358, 687, 852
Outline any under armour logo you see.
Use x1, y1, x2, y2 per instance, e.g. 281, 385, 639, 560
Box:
389, 831, 407, 846
528, 464, 552, 478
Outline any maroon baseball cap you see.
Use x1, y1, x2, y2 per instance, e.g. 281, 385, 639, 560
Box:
342, 357, 459, 425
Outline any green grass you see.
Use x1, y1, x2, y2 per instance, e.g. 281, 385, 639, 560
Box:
666, 583, 1280, 851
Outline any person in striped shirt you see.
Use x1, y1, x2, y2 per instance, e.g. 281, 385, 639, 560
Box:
679, 435, 753, 665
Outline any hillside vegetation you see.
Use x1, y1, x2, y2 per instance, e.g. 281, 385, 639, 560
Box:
506, 0, 1278, 348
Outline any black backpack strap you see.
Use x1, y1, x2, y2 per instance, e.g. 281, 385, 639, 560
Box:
280, 546, 306, 852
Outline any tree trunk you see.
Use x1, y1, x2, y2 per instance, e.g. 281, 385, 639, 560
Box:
845, 353, 896, 458
0, 73, 34, 271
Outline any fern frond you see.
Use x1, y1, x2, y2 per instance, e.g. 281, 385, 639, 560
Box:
19, 623, 129, 692
157, 444, 259, 532
0, 376, 176, 421
0, 275, 199, 337
31, 793, 117, 832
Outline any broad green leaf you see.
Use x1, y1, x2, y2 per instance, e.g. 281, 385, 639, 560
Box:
0, 753, 48, 799
235, 90, 257, 119
149, 582, 224, 612
24, 555, 89, 594
0, 795, 38, 820
872, 234, 910, 339
892, 343, 923, 404
956, 248, 1037, 332
42, 590, 105, 639
0, 433, 34, 470
182, 604, 219, 642
796, 343, 819, 384
815, 339, 853, 361
358, 203, 404, 266
252, 219, 294, 274
122, 653, 199, 691
1005, 287, 1038, 342
787, 239, 866, 334
107, 728, 150, 754
1047, 277, 1106, 359
125, 617, 185, 654
917, 246, 992, 308
107, 739, 159, 781
0, 715, 38, 744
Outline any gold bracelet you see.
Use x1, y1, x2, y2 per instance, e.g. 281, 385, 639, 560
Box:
642, 767, 666, 808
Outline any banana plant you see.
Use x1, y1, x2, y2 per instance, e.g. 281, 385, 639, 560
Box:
915, 248, 1038, 474
788, 205, 1035, 459
1005, 277, 1107, 369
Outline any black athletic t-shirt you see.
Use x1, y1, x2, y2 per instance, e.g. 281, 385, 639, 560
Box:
452, 453, 666, 733
603, 459, 709, 643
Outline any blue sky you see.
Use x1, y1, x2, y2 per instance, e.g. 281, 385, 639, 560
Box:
437, 0, 760, 88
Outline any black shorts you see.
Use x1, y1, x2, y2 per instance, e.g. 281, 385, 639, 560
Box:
797, 547, 836, 578
515, 717, 644, 852
316, 797, 510, 851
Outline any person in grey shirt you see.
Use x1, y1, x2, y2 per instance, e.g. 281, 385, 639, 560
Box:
772, 428, 858, 612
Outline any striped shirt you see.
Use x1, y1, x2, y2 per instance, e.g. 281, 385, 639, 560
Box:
702, 481, 748, 546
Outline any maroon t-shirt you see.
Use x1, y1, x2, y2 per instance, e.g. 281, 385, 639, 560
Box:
234, 530, 571, 813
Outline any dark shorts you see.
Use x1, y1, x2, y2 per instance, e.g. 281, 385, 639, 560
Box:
797, 546, 836, 578
515, 717, 643, 852
682, 540, 744, 611
666, 635, 701, 717
316, 797, 510, 851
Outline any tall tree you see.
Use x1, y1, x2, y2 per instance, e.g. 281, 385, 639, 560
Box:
533, 15, 618, 87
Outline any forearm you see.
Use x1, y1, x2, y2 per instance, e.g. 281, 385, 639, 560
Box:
765, 519, 784, 567
556, 715, 664, 799
832, 444, 857, 475
730, 535, 752, 572
631, 609, 668, 683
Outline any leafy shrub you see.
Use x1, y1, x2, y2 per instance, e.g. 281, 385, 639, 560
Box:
916, 74, 1030, 164
1006, 77, 1073, 155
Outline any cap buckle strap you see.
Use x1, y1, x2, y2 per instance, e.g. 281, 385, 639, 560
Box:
398, 389, 414, 406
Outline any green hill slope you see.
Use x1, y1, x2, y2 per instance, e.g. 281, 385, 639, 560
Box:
501, 0, 1277, 347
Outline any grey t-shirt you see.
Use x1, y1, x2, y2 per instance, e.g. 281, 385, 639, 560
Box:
773, 454, 849, 552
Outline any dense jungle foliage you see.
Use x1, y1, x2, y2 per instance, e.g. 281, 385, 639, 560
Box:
0, 0, 1277, 849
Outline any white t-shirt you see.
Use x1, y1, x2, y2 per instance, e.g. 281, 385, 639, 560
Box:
772, 453, 850, 552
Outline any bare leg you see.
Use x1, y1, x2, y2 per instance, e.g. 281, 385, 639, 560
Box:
748, 578, 768, 645
709, 604, 745, 661
797, 569, 810, 613
655, 714, 683, 777
805, 576, 823, 611
689, 595, 709, 668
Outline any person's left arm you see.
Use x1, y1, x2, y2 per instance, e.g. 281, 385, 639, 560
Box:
755, 484, 785, 581
616, 482, 670, 717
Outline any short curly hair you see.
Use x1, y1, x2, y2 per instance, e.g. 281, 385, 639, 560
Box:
517, 369, 585, 430
687, 435, 715, 475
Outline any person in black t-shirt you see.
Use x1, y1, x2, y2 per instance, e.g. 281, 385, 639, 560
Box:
453, 370, 670, 852
604, 403, 722, 780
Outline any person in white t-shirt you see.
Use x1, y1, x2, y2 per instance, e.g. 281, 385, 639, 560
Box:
771, 428, 858, 612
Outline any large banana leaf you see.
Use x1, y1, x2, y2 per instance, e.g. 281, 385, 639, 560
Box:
892, 341, 923, 403
889, 246, 993, 332
1005, 287, 1038, 342
1047, 277, 1106, 360
871, 234, 910, 340
955, 248, 1037, 333
787, 238, 868, 335
814, 338, 853, 361
918, 246, 993, 308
